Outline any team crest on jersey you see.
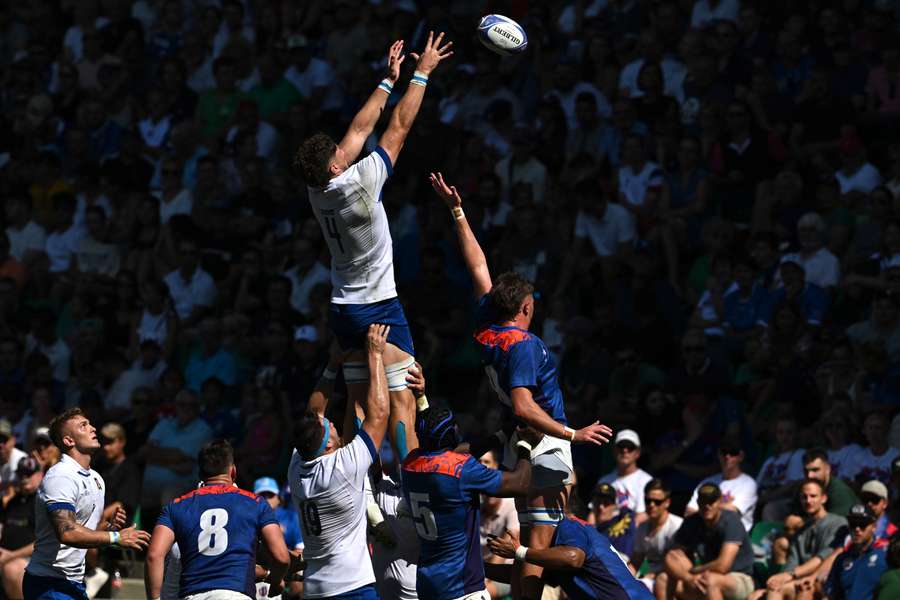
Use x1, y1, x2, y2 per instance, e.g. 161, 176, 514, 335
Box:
94, 477, 103, 491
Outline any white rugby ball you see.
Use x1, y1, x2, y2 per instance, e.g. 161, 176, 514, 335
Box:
477, 14, 528, 56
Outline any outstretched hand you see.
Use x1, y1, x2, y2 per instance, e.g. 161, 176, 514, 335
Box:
117, 526, 151, 550
386, 40, 406, 83
573, 422, 613, 446
429, 172, 462, 209
409, 31, 453, 75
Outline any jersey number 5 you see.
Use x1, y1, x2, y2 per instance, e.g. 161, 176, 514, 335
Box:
299, 501, 322, 536
324, 216, 345, 254
409, 492, 438, 541
198, 508, 229, 557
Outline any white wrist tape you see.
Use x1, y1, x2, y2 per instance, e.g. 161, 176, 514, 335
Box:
516, 440, 532, 454
515, 545, 529, 563
109, 531, 120, 545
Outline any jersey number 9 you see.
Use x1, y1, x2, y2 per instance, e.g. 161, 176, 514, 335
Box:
299, 501, 322, 536
198, 508, 229, 557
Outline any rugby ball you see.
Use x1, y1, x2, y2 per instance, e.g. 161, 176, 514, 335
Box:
477, 14, 528, 56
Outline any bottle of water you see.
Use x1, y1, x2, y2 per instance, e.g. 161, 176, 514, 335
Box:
112, 569, 122, 596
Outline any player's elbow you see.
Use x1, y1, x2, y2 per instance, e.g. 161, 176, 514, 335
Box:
563, 549, 585, 569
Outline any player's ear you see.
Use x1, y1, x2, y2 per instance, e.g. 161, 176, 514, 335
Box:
229, 463, 237, 482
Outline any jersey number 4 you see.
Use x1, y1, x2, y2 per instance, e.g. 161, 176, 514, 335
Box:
198, 508, 229, 557
324, 216, 345, 254
409, 492, 438, 541
299, 501, 322, 536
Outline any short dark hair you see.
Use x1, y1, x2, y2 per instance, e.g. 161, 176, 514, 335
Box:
488, 272, 535, 322
198, 439, 234, 480
295, 412, 327, 460
803, 447, 829, 465
800, 477, 826, 494
567, 489, 590, 520
644, 478, 670, 497
294, 133, 337, 187
49, 407, 86, 450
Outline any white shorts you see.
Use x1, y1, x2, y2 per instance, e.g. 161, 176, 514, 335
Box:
452, 590, 491, 600
501, 431, 574, 490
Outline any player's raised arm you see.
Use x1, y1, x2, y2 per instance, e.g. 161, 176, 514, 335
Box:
307, 340, 344, 418
47, 505, 149, 550
259, 522, 291, 596
145, 523, 176, 599
430, 172, 492, 298
337, 41, 407, 164
361, 324, 391, 450
378, 31, 453, 166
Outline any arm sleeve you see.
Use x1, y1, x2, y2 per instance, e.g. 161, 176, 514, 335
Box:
337, 430, 377, 488
504, 340, 541, 390
721, 513, 745, 545
686, 485, 700, 513
732, 480, 758, 518
356, 148, 392, 202
156, 504, 174, 531
459, 457, 502, 499
38, 474, 80, 513
786, 450, 806, 481
257, 498, 279, 528
553, 521, 591, 554
673, 517, 696, 551
786, 537, 800, 570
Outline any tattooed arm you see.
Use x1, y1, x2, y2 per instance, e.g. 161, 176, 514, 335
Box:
49, 509, 150, 550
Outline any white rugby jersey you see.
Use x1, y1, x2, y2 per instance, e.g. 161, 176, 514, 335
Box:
371, 475, 418, 600
288, 431, 378, 598
308, 147, 397, 305
27, 454, 105, 581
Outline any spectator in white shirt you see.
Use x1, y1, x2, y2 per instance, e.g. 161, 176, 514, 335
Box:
835, 133, 882, 197
154, 159, 193, 224
283, 34, 342, 112
163, 238, 217, 327
631, 478, 683, 595
479, 449, 519, 600
545, 61, 611, 130
618, 31, 687, 101
25, 308, 71, 383
74, 205, 120, 279
778, 213, 839, 290
758, 416, 806, 521
283, 238, 329, 318
5, 196, 46, 265
845, 412, 900, 486
598, 429, 654, 525
211, 0, 254, 59
686, 439, 758, 531
225, 100, 279, 165
0, 418, 27, 490
44, 192, 86, 274
494, 126, 548, 204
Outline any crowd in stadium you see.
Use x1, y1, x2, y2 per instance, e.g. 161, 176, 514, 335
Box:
4, 0, 900, 598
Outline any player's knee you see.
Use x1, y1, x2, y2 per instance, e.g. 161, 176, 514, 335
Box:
343, 362, 369, 385
385, 357, 415, 392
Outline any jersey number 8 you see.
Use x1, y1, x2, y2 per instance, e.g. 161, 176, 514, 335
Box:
198, 508, 229, 557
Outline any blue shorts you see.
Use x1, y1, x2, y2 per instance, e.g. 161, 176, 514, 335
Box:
23, 572, 88, 600
322, 583, 381, 600
329, 297, 415, 357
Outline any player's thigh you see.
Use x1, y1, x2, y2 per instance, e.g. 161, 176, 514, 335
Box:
706, 572, 755, 600
2, 558, 26, 599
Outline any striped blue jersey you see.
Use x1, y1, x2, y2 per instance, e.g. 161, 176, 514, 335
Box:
546, 518, 654, 600
157, 484, 278, 598
401, 449, 502, 600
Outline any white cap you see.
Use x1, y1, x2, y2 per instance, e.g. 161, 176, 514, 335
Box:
861, 479, 889, 500
614, 429, 640, 448
294, 325, 318, 343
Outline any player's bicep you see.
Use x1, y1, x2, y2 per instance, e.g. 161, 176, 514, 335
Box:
48, 509, 78, 541
460, 458, 503, 498
376, 129, 404, 170
260, 522, 290, 564
147, 523, 176, 561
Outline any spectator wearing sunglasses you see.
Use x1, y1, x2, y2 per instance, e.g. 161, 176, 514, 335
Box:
686, 439, 757, 531
631, 479, 683, 596
590, 482, 637, 559
859, 480, 897, 547
824, 504, 888, 600
598, 430, 654, 525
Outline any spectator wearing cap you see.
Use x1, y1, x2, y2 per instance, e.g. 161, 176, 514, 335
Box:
799, 449, 858, 518
29, 427, 58, 470
757, 416, 806, 521
824, 504, 888, 600
98, 422, 140, 525
0, 420, 26, 492
139, 389, 213, 527
598, 430, 654, 525
843, 412, 900, 486
253, 477, 303, 554
759, 257, 830, 327
631, 478, 683, 595
686, 439, 758, 531
590, 482, 637, 558
860, 480, 897, 546
183, 317, 239, 393
752, 478, 848, 600
664, 483, 756, 600
0, 456, 42, 600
